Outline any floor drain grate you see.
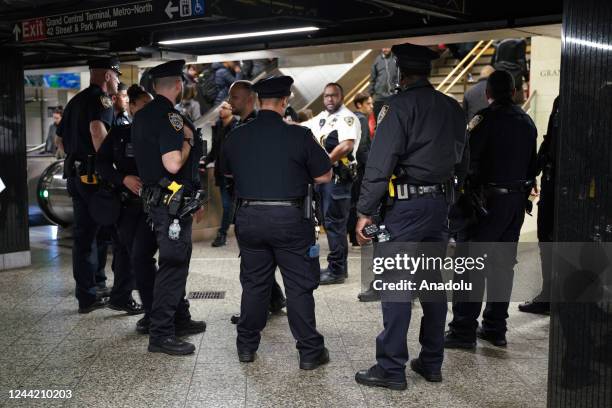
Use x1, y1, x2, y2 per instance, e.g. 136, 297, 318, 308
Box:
188, 291, 226, 300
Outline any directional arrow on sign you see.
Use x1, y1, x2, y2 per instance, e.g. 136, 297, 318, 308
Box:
13, 24, 21, 41
165, 1, 178, 19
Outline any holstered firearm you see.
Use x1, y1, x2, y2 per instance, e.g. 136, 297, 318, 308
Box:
178, 189, 206, 218
303, 184, 314, 220
159, 178, 184, 218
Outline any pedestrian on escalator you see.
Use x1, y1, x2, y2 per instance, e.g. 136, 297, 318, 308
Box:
213, 61, 243, 105
369, 48, 399, 120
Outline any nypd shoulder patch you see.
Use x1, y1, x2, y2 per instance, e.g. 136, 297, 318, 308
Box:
168, 113, 184, 131
100, 95, 112, 109
377, 104, 390, 124
467, 114, 484, 132
344, 116, 355, 127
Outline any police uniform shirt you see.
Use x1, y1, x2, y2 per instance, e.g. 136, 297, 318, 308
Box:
56, 84, 113, 158
223, 109, 331, 200
357, 78, 466, 215
113, 111, 131, 127
302, 105, 361, 162
96, 124, 139, 192
132, 94, 200, 190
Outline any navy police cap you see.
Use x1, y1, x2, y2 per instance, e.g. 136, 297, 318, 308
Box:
88, 57, 122, 76
391, 43, 439, 73
148, 59, 186, 80
252, 75, 294, 98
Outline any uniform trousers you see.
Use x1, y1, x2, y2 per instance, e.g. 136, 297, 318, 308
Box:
318, 181, 352, 276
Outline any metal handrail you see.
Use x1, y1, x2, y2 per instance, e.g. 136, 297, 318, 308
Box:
442, 40, 495, 94
522, 90, 537, 112
345, 75, 372, 107
27, 143, 46, 153
436, 40, 486, 92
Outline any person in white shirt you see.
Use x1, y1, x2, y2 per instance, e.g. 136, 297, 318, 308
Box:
302, 83, 361, 284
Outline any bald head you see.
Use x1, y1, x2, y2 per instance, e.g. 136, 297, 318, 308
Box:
90, 68, 119, 95
229, 80, 256, 119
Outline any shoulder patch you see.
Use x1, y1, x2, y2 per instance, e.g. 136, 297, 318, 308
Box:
344, 117, 355, 127
377, 104, 390, 124
168, 112, 184, 131
100, 95, 112, 109
467, 114, 484, 132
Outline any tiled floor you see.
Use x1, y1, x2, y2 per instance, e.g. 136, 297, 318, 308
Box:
0, 226, 550, 407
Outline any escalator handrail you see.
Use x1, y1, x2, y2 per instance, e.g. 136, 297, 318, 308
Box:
441, 40, 495, 94
436, 40, 486, 92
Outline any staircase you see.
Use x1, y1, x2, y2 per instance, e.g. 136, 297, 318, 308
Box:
430, 41, 531, 104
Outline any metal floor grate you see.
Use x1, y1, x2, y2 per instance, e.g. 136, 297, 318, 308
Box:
188, 291, 226, 300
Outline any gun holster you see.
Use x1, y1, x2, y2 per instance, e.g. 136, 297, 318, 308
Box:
303, 184, 314, 220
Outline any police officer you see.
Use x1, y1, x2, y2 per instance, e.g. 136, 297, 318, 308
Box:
132, 60, 206, 356
223, 76, 333, 368
112, 82, 130, 127
354, 43, 466, 390
96, 85, 153, 317
56, 57, 122, 313
519, 95, 559, 315
445, 71, 537, 349
302, 83, 361, 284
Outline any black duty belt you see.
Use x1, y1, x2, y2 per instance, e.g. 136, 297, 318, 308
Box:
239, 199, 302, 207
485, 181, 532, 195
394, 184, 444, 200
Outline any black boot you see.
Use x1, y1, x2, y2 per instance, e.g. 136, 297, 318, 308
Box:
212, 231, 227, 247
175, 319, 207, 336
148, 336, 195, 355
108, 298, 144, 315
358, 282, 380, 302
518, 300, 550, 315
355, 365, 407, 390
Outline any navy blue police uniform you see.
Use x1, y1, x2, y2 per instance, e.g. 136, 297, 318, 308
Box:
96, 122, 151, 317
223, 76, 332, 367
355, 43, 466, 390
132, 60, 206, 355
56, 57, 121, 313
446, 72, 537, 348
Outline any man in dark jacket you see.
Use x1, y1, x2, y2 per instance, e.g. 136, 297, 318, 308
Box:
491, 38, 530, 104
463, 65, 495, 121
369, 48, 399, 119
213, 61, 243, 105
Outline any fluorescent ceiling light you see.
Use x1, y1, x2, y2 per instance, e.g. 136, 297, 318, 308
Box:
159, 26, 320, 45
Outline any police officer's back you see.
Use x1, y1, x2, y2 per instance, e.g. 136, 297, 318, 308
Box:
354, 43, 466, 390
56, 57, 120, 313
223, 76, 333, 368
446, 70, 537, 349
132, 60, 206, 356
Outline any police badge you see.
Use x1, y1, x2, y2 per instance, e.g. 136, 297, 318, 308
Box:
319, 118, 326, 128
168, 112, 184, 131
100, 95, 112, 109
377, 104, 390, 124
344, 117, 354, 126
467, 114, 484, 132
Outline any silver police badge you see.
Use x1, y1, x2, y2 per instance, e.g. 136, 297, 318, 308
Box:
168, 113, 184, 131
100, 95, 112, 109
344, 117, 355, 127
377, 104, 390, 124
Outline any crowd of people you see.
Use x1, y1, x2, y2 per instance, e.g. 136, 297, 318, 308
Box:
54, 37, 556, 390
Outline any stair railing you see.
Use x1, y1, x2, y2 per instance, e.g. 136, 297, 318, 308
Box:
522, 90, 537, 116
437, 40, 495, 94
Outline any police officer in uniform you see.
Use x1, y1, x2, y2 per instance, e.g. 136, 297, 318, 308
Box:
132, 60, 206, 355
519, 95, 559, 315
56, 57, 123, 313
354, 43, 466, 390
445, 71, 537, 349
112, 82, 130, 127
223, 76, 333, 368
96, 85, 153, 317
302, 83, 361, 284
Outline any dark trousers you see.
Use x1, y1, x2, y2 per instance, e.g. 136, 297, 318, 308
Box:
67, 177, 101, 307
235, 205, 324, 361
449, 194, 525, 339
115, 202, 158, 310
536, 188, 554, 302
148, 205, 192, 340
319, 181, 352, 275
95, 227, 111, 288
376, 196, 449, 379
218, 177, 234, 234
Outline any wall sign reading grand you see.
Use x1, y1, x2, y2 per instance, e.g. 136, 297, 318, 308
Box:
12, 0, 207, 43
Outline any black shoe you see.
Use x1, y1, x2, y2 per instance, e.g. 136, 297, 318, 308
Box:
148, 337, 195, 356
444, 330, 476, 349
358, 287, 380, 302
136, 315, 150, 334
355, 366, 407, 391
212, 232, 227, 247
269, 297, 287, 314
476, 327, 507, 347
108, 298, 144, 315
238, 350, 256, 363
299, 347, 330, 370
95, 287, 111, 300
518, 300, 550, 315
320, 271, 345, 285
230, 314, 241, 324
410, 358, 442, 382
78, 298, 108, 314
175, 319, 206, 337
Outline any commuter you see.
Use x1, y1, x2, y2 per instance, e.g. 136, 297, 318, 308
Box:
176, 84, 202, 122
213, 61, 243, 105
369, 48, 399, 119
491, 38, 530, 104
463, 65, 495, 121
45, 106, 63, 155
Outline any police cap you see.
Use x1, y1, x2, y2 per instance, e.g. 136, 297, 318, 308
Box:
391, 43, 439, 74
88, 57, 122, 76
148, 59, 186, 80
252, 75, 293, 98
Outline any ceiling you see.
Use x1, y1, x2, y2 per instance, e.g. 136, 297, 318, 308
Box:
0, 0, 563, 69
